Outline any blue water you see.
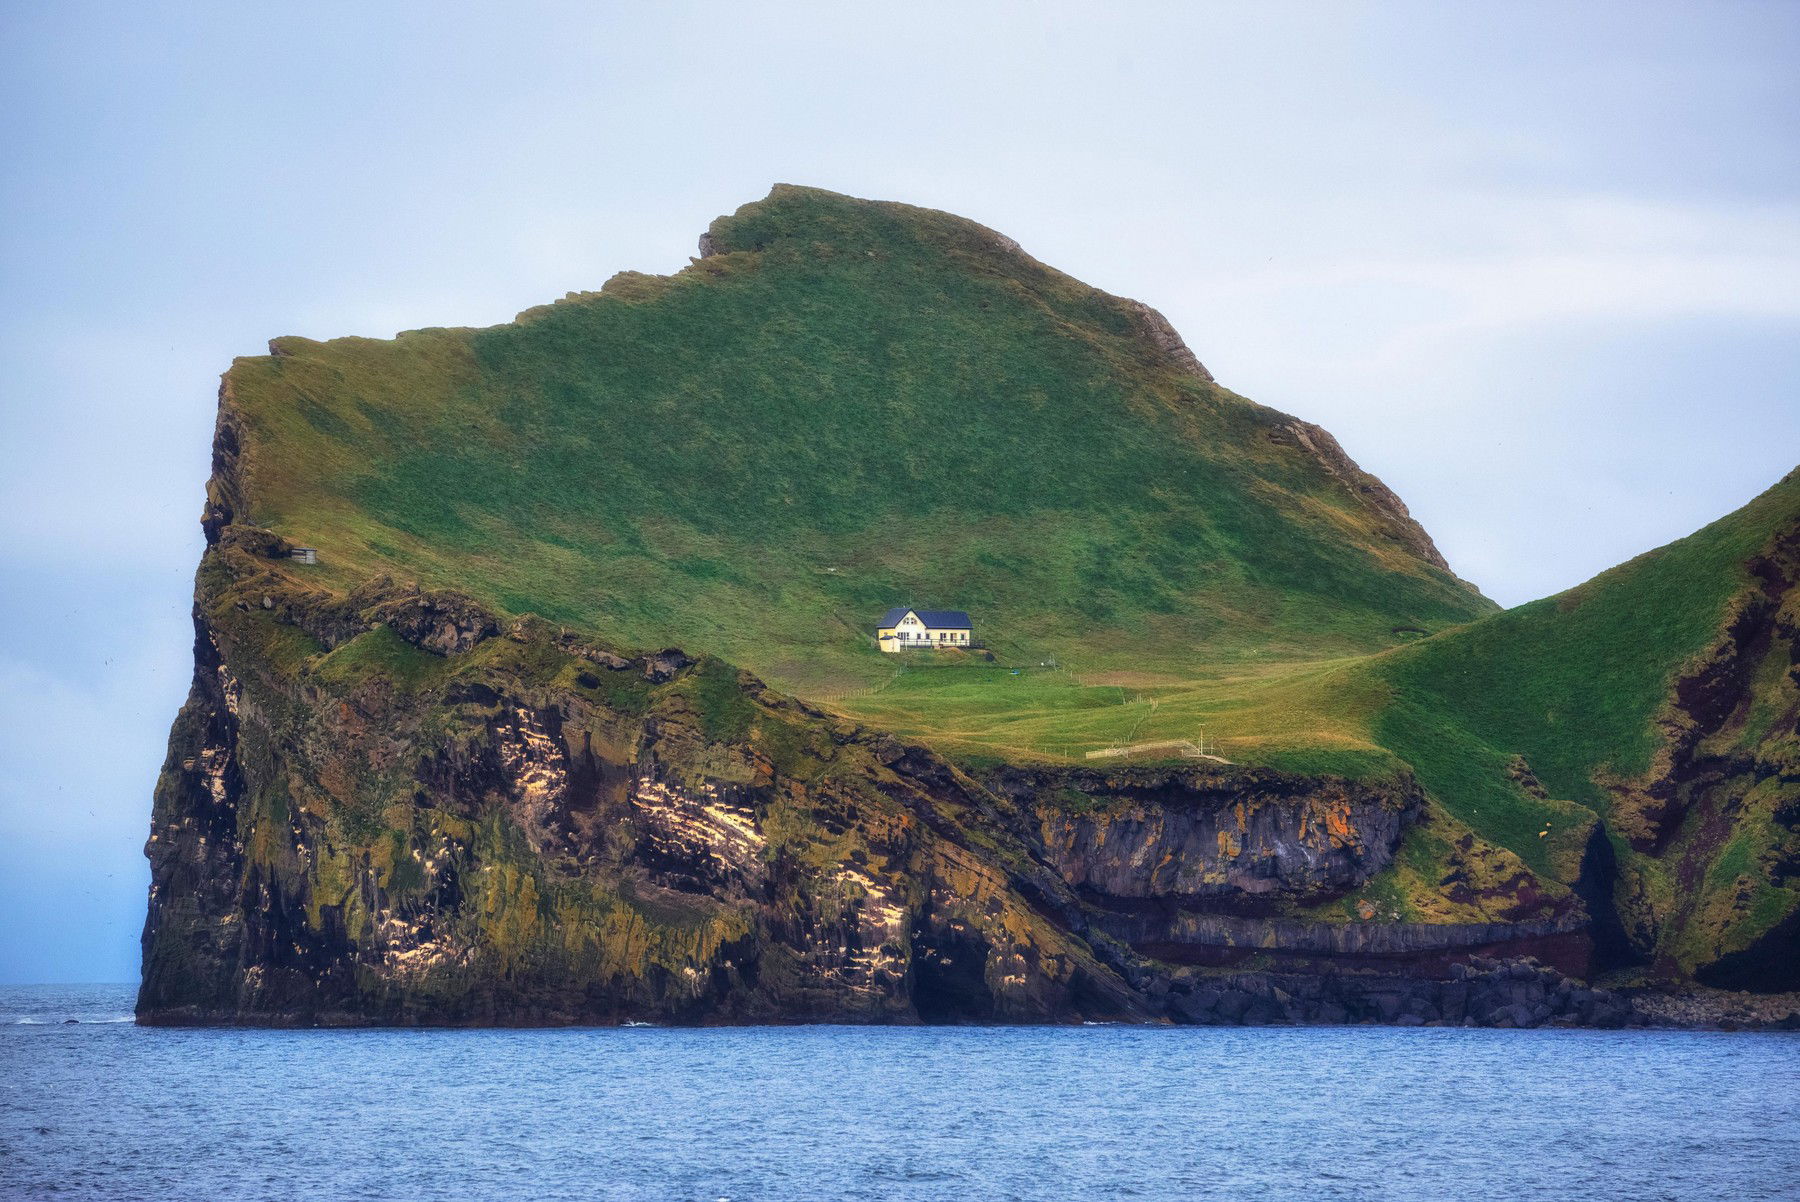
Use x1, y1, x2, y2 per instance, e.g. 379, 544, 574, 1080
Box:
2, 985, 1798, 1201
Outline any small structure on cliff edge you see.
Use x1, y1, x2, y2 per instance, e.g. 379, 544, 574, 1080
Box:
876, 608, 973, 652
288, 547, 317, 565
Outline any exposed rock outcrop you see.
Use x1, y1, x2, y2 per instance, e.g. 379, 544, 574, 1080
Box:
1167, 956, 1633, 1028
1270, 418, 1456, 574
141, 534, 1156, 1025
1602, 522, 1800, 986
992, 765, 1417, 905
1124, 300, 1215, 383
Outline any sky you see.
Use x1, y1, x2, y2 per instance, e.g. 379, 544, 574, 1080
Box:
1, 1, 1796, 984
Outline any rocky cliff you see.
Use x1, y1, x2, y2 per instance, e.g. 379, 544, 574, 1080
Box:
143, 528, 1116, 1024
141, 507, 1591, 1025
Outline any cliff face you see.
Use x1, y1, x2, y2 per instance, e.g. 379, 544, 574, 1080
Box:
999, 767, 1419, 903
141, 514, 1575, 1026
986, 766, 1588, 978
142, 530, 1132, 1024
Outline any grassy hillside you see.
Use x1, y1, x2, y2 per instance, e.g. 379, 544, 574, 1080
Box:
1374, 470, 1800, 977
221, 185, 1488, 733
1380, 472, 1799, 812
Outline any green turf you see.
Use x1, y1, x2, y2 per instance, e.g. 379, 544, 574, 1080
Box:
224, 185, 1489, 733
1371, 469, 1800, 931
1377, 469, 1799, 815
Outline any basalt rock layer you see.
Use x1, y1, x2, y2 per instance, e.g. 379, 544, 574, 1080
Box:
1165, 956, 1635, 1029
993, 765, 1421, 904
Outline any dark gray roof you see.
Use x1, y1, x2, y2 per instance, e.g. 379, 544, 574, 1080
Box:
878, 607, 972, 629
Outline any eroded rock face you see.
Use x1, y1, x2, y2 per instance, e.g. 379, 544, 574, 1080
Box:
995, 767, 1418, 905
1607, 523, 1800, 986
138, 537, 1155, 1026
1124, 299, 1215, 383
370, 592, 500, 656
979, 766, 1598, 977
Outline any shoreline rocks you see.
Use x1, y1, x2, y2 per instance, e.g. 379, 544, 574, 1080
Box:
1166, 957, 1635, 1028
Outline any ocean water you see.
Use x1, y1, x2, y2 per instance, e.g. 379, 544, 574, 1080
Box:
2, 984, 1797, 1201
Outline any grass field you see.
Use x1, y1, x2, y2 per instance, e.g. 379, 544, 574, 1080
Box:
819, 648, 1397, 775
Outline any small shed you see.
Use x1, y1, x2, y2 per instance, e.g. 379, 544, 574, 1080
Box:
288, 547, 318, 565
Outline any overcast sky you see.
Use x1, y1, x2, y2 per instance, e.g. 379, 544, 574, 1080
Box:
3, 1, 1797, 984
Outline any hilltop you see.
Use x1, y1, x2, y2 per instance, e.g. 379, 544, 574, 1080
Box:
217, 185, 1490, 710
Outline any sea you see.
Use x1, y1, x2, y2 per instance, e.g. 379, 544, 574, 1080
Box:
2, 983, 1797, 1201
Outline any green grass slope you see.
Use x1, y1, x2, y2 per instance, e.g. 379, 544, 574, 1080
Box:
220, 185, 1489, 722
1374, 469, 1800, 980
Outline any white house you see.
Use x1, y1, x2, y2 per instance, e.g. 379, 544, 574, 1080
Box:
876, 608, 973, 652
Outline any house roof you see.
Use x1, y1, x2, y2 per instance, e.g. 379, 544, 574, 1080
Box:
878, 607, 972, 629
